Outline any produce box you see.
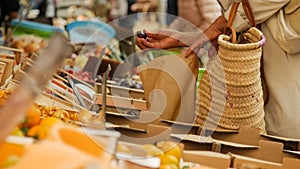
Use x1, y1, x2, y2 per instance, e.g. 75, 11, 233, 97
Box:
94, 93, 147, 111
159, 120, 261, 146
0, 46, 23, 64
105, 111, 162, 131
231, 154, 300, 169
261, 134, 300, 151
94, 82, 145, 100
157, 119, 202, 135
171, 133, 259, 153
183, 151, 231, 169
110, 124, 171, 145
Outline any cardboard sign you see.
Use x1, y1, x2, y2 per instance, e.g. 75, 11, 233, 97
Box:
183, 151, 231, 169
261, 134, 300, 151
0, 58, 14, 86
0, 62, 6, 85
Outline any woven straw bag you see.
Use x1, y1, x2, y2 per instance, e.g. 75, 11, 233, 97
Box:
196, 0, 266, 132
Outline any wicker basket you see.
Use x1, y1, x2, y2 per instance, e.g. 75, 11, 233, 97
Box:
196, 0, 266, 133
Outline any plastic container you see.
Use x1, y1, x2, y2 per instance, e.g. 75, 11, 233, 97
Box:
9, 19, 65, 56
65, 21, 115, 45
11, 19, 64, 38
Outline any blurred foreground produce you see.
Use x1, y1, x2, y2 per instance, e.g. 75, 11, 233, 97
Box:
117, 141, 183, 169
0, 34, 73, 144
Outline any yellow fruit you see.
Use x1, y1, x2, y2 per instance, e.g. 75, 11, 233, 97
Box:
36, 126, 48, 139
159, 164, 179, 169
160, 154, 179, 166
27, 117, 62, 139
142, 144, 164, 157
27, 125, 40, 138
24, 106, 41, 128
156, 141, 182, 160
40, 117, 62, 127
117, 144, 131, 154
2, 155, 19, 168
11, 127, 24, 137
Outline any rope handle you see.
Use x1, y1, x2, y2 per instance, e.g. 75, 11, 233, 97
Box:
223, 0, 256, 43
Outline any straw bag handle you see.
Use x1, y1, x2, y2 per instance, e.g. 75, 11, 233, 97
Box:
224, 0, 270, 105
224, 0, 256, 43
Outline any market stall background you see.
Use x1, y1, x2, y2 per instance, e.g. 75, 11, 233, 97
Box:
0, 0, 300, 169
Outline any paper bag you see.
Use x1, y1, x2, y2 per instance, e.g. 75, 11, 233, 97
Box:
137, 50, 199, 122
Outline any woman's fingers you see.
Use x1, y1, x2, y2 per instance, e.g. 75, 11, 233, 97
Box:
136, 38, 149, 49
141, 38, 156, 48
136, 37, 158, 49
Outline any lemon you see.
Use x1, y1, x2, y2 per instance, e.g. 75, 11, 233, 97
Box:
142, 144, 164, 157
11, 127, 24, 137
117, 144, 131, 154
160, 154, 179, 166
156, 141, 182, 160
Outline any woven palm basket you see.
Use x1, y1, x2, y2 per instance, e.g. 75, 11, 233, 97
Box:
196, 27, 266, 132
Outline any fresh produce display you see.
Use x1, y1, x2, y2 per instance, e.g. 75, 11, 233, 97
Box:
113, 77, 143, 90
74, 70, 94, 84
1, 5, 292, 169
26, 116, 63, 140
10, 103, 81, 140
38, 105, 79, 122
3, 124, 113, 169
94, 75, 103, 83
9, 35, 47, 54
117, 141, 182, 169
0, 90, 11, 106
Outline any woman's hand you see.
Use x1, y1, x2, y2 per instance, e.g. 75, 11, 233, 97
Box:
186, 15, 227, 57
135, 29, 187, 50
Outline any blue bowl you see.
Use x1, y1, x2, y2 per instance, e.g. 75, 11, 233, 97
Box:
66, 21, 115, 45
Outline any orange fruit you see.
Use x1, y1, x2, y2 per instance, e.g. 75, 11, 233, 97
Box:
10, 140, 103, 169
40, 117, 63, 127
160, 154, 179, 166
47, 124, 112, 162
24, 106, 41, 128
27, 125, 40, 138
27, 117, 62, 139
